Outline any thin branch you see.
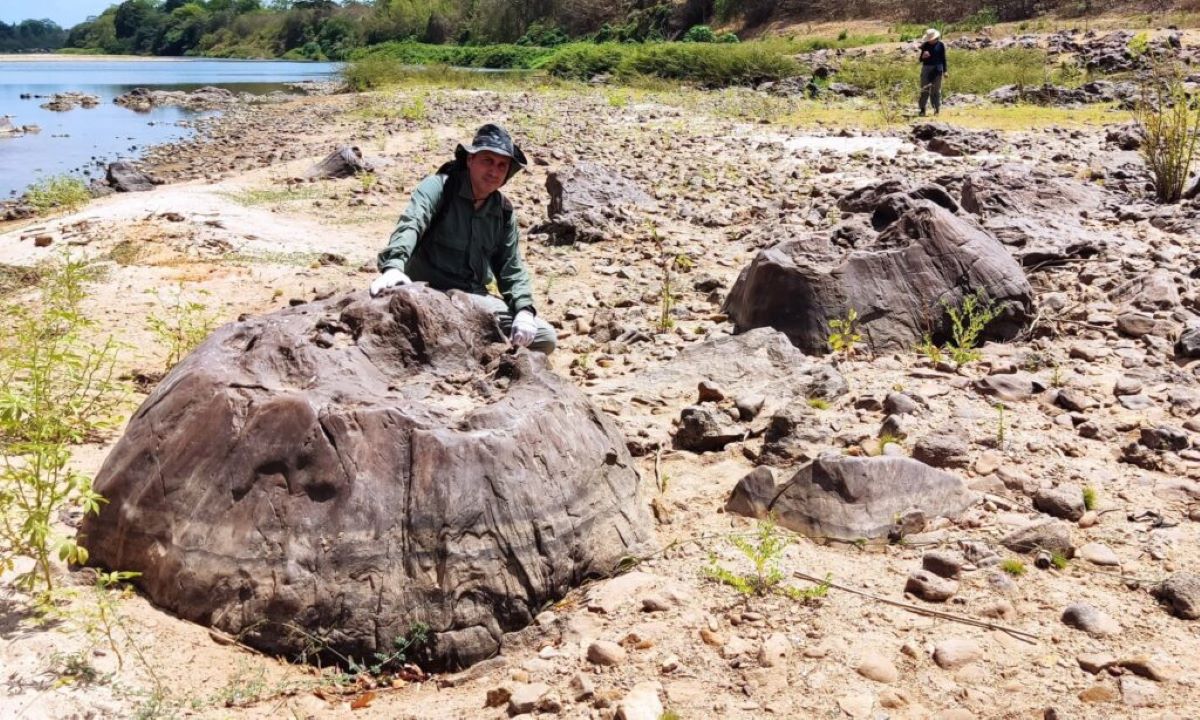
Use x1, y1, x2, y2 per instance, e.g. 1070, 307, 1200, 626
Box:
792, 570, 1040, 644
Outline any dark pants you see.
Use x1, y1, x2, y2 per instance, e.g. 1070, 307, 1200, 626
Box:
469, 294, 558, 354
919, 66, 943, 114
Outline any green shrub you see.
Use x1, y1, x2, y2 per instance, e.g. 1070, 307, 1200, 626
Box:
25, 176, 90, 215
942, 290, 1000, 366
683, 25, 718, 43
0, 257, 122, 593
827, 308, 862, 356
619, 42, 799, 87
837, 48, 1050, 97
540, 43, 626, 80
342, 56, 408, 91
517, 22, 567, 47
1133, 64, 1200, 204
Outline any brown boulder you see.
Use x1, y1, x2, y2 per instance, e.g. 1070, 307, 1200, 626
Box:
80, 287, 654, 670
723, 201, 1032, 354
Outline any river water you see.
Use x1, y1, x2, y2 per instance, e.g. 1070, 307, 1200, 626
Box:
0, 58, 341, 198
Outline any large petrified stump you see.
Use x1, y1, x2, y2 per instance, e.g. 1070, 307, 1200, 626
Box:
80, 286, 654, 670
723, 199, 1033, 354
726, 455, 979, 541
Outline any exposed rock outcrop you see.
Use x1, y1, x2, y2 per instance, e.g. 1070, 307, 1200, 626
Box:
80, 287, 655, 671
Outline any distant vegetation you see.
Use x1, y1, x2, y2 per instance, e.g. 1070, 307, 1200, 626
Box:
55, 0, 1199, 62
0, 19, 67, 52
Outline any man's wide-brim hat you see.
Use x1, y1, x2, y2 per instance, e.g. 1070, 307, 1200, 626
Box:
924, 28, 941, 41
455, 123, 528, 182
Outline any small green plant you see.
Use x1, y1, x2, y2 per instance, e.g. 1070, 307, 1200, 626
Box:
358, 172, 377, 193
1082, 486, 1097, 510
1050, 363, 1065, 388
807, 397, 830, 410
704, 519, 794, 597
1129, 31, 1150, 56
145, 284, 221, 371
24, 175, 91, 215
995, 402, 1007, 446
837, 29, 849, 41
874, 79, 906, 124
943, 290, 1000, 366
828, 308, 862, 356
878, 431, 903, 450
399, 93, 426, 121
783, 573, 832, 602
650, 225, 676, 332
1050, 551, 1070, 570
916, 333, 944, 364
0, 257, 122, 593
1001, 558, 1027, 576
348, 622, 429, 677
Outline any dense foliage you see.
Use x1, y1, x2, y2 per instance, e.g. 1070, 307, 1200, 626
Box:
49, 0, 1184, 61
0, 19, 67, 52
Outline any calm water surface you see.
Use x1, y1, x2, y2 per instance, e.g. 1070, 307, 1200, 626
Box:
0, 58, 341, 198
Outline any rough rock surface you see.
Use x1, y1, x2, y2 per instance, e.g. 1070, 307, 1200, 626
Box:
533, 162, 654, 244
80, 287, 654, 670
960, 164, 1110, 266
724, 200, 1032, 354
725, 454, 978, 540
304, 145, 374, 180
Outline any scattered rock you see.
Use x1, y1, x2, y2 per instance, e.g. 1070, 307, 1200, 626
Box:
856, 653, 899, 683
1062, 603, 1122, 637
905, 569, 959, 602
1155, 573, 1200, 619
1033, 486, 1086, 521
933, 638, 982, 669
587, 640, 627, 666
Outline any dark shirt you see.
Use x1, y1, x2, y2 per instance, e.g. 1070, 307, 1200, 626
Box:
919, 40, 947, 73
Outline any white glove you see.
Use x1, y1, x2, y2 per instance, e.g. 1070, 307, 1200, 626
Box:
511, 310, 537, 348
370, 268, 410, 297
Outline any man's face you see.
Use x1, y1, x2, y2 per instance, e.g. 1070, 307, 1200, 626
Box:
466, 150, 511, 200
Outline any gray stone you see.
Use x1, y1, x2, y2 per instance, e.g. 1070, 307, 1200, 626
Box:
933, 638, 982, 669
674, 405, 744, 452
1034, 486, 1086, 521
1062, 603, 1122, 636
728, 454, 978, 541
616, 681, 663, 720
856, 653, 898, 683
906, 569, 959, 602
1140, 425, 1190, 452
974, 373, 1044, 401
724, 467, 777, 520
884, 392, 923, 415
1001, 518, 1075, 556
1177, 325, 1200, 359
922, 550, 966, 579
508, 683, 551, 715
1079, 542, 1120, 566
587, 640, 627, 666
912, 432, 971, 468
1156, 573, 1200, 619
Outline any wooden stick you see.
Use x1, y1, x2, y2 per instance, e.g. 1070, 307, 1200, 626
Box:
792, 570, 1040, 644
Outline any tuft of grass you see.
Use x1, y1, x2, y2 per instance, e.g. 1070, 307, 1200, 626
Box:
807, 397, 831, 410
221, 184, 325, 207
1001, 558, 1027, 576
1082, 486, 1097, 511
1050, 551, 1070, 570
24, 176, 91, 215
107, 240, 148, 267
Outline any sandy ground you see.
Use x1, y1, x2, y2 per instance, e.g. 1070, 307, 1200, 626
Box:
1, 42, 1200, 720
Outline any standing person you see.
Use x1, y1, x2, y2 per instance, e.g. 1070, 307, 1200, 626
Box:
370, 123, 557, 354
918, 28, 947, 116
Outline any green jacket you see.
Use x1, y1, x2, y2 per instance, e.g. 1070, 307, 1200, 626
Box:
377, 170, 536, 316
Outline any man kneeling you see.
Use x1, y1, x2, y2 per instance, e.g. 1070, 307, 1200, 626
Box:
370, 123, 557, 354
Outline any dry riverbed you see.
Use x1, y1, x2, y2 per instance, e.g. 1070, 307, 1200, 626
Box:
2, 67, 1200, 720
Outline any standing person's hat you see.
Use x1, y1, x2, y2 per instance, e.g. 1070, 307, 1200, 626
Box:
923, 28, 941, 42
455, 123, 528, 182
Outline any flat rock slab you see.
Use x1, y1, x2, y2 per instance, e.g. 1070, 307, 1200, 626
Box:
80, 287, 654, 670
726, 454, 978, 541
